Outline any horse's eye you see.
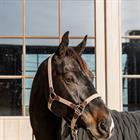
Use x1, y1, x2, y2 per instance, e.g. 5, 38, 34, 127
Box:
65, 77, 73, 83
64, 74, 74, 84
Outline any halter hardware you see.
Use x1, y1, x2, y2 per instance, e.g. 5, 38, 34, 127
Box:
73, 104, 85, 119
47, 55, 101, 140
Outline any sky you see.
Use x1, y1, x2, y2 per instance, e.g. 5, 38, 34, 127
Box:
0, 0, 140, 45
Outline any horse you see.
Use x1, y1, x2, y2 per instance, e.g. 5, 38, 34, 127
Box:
29, 31, 114, 140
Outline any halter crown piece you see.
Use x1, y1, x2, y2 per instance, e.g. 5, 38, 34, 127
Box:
47, 55, 101, 140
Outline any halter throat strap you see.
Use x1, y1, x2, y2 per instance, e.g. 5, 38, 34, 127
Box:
47, 55, 101, 138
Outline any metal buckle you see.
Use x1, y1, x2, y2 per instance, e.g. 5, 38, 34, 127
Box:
71, 128, 78, 140
74, 105, 84, 119
49, 92, 56, 100
49, 87, 56, 100
48, 88, 56, 111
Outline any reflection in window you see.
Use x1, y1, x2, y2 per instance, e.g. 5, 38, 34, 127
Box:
122, 0, 140, 35
62, 0, 95, 36
82, 54, 95, 74
0, 79, 22, 116
0, 45, 22, 75
122, 30, 140, 111
26, 0, 58, 36
0, 1, 22, 35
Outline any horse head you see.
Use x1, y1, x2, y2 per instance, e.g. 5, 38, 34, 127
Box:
46, 31, 114, 140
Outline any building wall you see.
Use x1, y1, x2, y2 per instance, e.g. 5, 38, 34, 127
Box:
0, 117, 32, 140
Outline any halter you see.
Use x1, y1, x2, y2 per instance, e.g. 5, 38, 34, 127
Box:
47, 55, 101, 140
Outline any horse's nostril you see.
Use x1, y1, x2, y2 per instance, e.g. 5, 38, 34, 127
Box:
98, 121, 109, 138
100, 122, 108, 132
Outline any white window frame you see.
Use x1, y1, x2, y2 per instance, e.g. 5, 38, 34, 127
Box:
96, 0, 122, 111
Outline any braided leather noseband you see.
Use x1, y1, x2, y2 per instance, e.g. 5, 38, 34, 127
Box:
47, 55, 101, 140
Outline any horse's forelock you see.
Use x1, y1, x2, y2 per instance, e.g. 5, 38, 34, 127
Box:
66, 48, 89, 77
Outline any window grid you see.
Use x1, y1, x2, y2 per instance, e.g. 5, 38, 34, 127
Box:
122, 1, 140, 111
123, 75, 140, 78
0, 36, 95, 39
121, 29, 140, 80
122, 36, 140, 39
0, 0, 96, 116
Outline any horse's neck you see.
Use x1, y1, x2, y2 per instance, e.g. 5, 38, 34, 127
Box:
61, 119, 66, 136
60, 119, 90, 140
61, 119, 71, 140
38, 108, 62, 140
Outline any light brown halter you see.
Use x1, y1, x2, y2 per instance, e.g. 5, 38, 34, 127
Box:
47, 55, 101, 140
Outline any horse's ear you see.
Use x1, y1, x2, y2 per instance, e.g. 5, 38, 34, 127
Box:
55, 31, 69, 58
74, 35, 87, 55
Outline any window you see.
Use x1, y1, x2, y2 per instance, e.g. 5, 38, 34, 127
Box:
122, 0, 140, 111
0, 0, 96, 116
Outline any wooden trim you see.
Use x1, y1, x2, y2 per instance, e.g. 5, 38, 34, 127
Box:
0, 76, 33, 79
22, 0, 26, 116
95, 0, 106, 102
0, 117, 32, 140
122, 35, 140, 39
0, 36, 95, 39
0, 116, 29, 119
58, 0, 62, 43
105, 0, 122, 111
122, 75, 140, 78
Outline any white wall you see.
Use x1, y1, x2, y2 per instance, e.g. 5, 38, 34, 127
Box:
0, 117, 33, 140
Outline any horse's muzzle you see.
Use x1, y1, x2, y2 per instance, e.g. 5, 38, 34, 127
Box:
99, 117, 114, 139
82, 112, 114, 140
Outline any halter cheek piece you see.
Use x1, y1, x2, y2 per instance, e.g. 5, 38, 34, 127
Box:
47, 55, 101, 140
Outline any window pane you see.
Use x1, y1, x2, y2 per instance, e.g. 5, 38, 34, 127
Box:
123, 78, 140, 111
26, 39, 59, 46
26, 79, 33, 115
62, 0, 95, 36
69, 39, 95, 46
25, 89, 31, 116
0, 38, 22, 45
122, 0, 140, 35
26, 0, 58, 36
26, 39, 58, 77
0, 41, 22, 75
0, 79, 22, 116
26, 72, 36, 77
0, 0, 22, 35
122, 39, 140, 75
82, 54, 95, 74
26, 54, 37, 71
38, 54, 50, 65
122, 54, 127, 74
26, 54, 37, 77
